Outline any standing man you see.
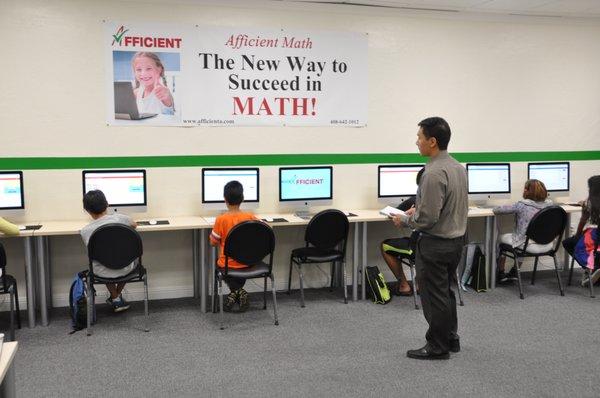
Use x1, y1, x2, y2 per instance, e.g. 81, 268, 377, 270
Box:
393, 117, 468, 360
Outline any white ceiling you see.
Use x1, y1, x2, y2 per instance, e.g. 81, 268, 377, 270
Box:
280, 0, 600, 18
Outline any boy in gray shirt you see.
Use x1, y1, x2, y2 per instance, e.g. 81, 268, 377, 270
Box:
80, 190, 137, 312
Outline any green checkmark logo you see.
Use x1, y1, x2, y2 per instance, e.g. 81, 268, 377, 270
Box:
112, 26, 129, 46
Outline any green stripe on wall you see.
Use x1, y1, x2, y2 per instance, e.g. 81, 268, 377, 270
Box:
0, 151, 599, 170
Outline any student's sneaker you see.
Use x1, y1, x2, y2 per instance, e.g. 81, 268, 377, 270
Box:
224, 291, 238, 313
506, 267, 519, 281
497, 271, 510, 284
112, 295, 130, 313
238, 289, 250, 312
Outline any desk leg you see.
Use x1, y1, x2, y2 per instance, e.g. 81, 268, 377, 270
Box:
192, 230, 199, 300
199, 230, 207, 313
0, 357, 16, 398
352, 223, 359, 302
23, 237, 36, 328
209, 246, 216, 313
44, 237, 52, 310
35, 236, 49, 326
361, 222, 367, 301
562, 212, 572, 269
486, 216, 497, 289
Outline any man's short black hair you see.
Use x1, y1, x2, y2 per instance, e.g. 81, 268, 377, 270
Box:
418, 117, 451, 150
224, 180, 244, 205
83, 190, 108, 214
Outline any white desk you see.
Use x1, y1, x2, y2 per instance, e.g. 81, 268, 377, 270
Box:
0, 342, 18, 398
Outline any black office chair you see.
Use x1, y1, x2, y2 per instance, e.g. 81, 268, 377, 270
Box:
85, 224, 149, 336
213, 220, 278, 330
393, 236, 464, 310
498, 206, 567, 299
0, 243, 21, 341
287, 209, 349, 307
567, 230, 598, 298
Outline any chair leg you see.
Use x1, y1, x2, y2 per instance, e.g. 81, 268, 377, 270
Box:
13, 282, 21, 329
409, 262, 419, 310
263, 277, 267, 310
212, 273, 218, 313
568, 257, 575, 286
86, 279, 93, 336
270, 275, 279, 326
342, 261, 348, 304
329, 261, 335, 291
588, 270, 595, 298
287, 255, 293, 294
513, 251, 524, 299
143, 274, 149, 332
552, 255, 565, 296
8, 286, 15, 342
531, 257, 539, 285
218, 277, 225, 330
456, 268, 464, 306
297, 263, 306, 308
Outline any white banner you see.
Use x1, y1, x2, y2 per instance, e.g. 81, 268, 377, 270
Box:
106, 23, 367, 126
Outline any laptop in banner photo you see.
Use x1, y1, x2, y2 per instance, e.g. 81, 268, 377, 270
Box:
114, 81, 158, 120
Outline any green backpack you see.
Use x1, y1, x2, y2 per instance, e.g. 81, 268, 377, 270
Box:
365, 266, 392, 304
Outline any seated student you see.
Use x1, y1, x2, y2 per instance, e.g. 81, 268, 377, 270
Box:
380, 168, 424, 296
209, 180, 257, 312
0, 217, 19, 236
493, 179, 552, 283
80, 190, 137, 312
563, 175, 600, 286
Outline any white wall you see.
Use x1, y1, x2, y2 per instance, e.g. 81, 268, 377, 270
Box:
1, 0, 599, 309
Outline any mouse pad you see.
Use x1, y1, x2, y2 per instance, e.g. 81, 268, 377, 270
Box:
138, 220, 170, 226
25, 225, 42, 230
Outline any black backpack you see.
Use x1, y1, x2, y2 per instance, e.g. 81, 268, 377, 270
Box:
69, 271, 95, 333
468, 246, 487, 292
365, 266, 392, 304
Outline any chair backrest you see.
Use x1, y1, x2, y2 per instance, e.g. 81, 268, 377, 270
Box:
88, 223, 143, 270
224, 220, 275, 269
524, 206, 567, 250
305, 209, 349, 250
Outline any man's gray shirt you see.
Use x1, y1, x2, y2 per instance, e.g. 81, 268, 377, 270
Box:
401, 150, 468, 239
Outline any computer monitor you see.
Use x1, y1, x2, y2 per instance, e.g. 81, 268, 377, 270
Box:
82, 170, 147, 212
527, 162, 569, 197
201, 168, 259, 208
0, 171, 24, 212
466, 163, 511, 203
279, 166, 333, 217
378, 165, 424, 204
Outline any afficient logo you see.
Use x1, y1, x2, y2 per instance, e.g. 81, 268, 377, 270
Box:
112, 25, 129, 46
110, 25, 182, 48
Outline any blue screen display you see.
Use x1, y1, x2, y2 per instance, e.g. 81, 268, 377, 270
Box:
280, 167, 332, 201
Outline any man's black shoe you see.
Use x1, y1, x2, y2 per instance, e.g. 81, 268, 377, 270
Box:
406, 345, 450, 360
450, 339, 460, 353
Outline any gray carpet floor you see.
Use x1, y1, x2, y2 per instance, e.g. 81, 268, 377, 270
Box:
4, 273, 600, 398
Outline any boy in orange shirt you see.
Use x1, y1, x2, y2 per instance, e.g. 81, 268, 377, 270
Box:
209, 180, 257, 312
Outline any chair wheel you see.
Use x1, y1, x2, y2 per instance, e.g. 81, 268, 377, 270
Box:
274, 321, 279, 326
220, 326, 225, 330
519, 294, 524, 299
459, 302, 464, 307
560, 292, 565, 296
414, 305, 419, 310
344, 299, 348, 304
144, 328, 150, 332
301, 304, 305, 308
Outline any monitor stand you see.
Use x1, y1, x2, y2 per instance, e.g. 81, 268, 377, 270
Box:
293, 203, 312, 220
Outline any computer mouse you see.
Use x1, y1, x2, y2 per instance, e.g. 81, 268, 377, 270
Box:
148, 219, 158, 225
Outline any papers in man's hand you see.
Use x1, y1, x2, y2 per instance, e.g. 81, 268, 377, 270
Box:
379, 206, 406, 218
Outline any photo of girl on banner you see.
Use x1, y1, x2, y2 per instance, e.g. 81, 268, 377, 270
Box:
112, 50, 181, 124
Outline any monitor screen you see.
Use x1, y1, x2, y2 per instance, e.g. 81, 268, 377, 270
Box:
528, 162, 569, 192
467, 163, 511, 194
0, 171, 24, 210
202, 168, 259, 203
82, 170, 147, 207
279, 166, 333, 201
378, 165, 424, 198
